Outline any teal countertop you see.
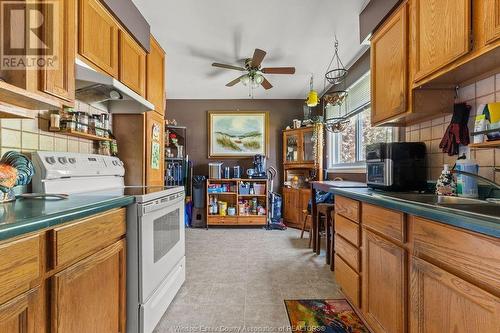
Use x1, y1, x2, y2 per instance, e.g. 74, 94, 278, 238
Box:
0, 193, 134, 241
327, 187, 500, 238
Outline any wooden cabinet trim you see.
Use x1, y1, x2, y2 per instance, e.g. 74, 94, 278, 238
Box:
335, 233, 361, 272
410, 256, 500, 333
0, 287, 40, 333
41, 0, 76, 102
335, 196, 360, 223
51, 239, 126, 333
334, 254, 360, 308
0, 235, 41, 305
362, 203, 406, 244
335, 213, 360, 247
78, 0, 119, 78
409, 216, 500, 296
52, 208, 126, 269
413, 0, 472, 83
371, 2, 409, 125
119, 30, 147, 97
362, 229, 407, 333
485, 0, 500, 44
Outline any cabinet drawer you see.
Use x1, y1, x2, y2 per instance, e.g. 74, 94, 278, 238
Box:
335, 196, 360, 223
238, 216, 266, 225
362, 203, 405, 243
52, 208, 126, 268
335, 234, 360, 272
208, 216, 238, 225
334, 254, 360, 308
335, 214, 360, 246
410, 216, 500, 293
0, 235, 40, 304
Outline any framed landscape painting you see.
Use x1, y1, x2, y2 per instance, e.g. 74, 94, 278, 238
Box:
208, 111, 269, 158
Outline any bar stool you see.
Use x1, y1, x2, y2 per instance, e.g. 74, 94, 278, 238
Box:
300, 210, 312, 247
315, 203, 334, 265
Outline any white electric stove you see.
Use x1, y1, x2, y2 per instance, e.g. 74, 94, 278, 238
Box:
31, 152, 186, 333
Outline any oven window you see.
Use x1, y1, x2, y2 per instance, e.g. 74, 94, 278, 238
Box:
153, 209, 180, 263
367, 163, 385, 184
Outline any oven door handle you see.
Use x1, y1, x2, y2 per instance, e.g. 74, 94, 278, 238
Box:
140, 195, 184, 216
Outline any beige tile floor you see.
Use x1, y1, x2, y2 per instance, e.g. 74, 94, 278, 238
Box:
154, 227, 342, 332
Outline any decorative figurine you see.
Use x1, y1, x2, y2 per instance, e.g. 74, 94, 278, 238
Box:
0, 151, 35, 202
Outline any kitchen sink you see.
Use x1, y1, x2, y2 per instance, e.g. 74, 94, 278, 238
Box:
369, 192, 500, 219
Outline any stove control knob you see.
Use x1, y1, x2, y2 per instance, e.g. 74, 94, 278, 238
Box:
112, 160, 119, 166
58, 157, 68, 164
46, 157, 56, 165
68, 158, 77, 164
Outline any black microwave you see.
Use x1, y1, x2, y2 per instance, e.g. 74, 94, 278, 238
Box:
366, 142, 427, 191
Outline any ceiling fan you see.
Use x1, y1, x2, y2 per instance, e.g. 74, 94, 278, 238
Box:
212, 48, 296, 90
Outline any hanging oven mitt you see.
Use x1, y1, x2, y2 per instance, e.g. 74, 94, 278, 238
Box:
439, 102, 471, 156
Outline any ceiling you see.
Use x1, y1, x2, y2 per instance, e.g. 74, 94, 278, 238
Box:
132, 0, 368, 99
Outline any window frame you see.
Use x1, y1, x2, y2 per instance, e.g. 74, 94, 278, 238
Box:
326, 72, 398, 172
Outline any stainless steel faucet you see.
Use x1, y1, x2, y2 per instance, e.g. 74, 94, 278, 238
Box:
451, 169, 500, 190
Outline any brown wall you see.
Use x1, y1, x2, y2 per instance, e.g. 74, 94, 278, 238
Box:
166, 99, 304, 191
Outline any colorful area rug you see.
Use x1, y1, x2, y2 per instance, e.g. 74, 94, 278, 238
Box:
284, 299, 370, 333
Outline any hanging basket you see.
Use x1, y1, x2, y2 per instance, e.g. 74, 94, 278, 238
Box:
323, 90, 348, 106
325, 69, 348, 85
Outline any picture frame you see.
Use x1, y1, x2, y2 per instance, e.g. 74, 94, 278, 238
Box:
208, 111, 269, 158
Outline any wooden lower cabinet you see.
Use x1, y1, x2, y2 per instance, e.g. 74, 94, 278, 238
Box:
0, 208, 127, 332
282, 187, 310, 228
0, 288, 41, 333
362, 229, 406, 333
51, 240, 126, 333
409, 256, 500, 333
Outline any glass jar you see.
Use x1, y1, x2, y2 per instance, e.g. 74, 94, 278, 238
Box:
75, 112, 89, 133
98, 141, 111, 156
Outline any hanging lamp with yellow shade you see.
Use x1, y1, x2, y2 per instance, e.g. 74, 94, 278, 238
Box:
306, 75, 319, 107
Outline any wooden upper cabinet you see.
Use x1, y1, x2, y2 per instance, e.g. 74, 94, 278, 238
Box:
485, 0, 500, 44
0, 288, 41, 333
41, 0, 75, 102
362, 230, 406, 333
410, 256, 500, 333
371, 2, 408, 125
119, 31, 147, 97
51, 240, 126, 333
78, 0, 119, 78
413, 0, 471, 82
147, 36, 166, 115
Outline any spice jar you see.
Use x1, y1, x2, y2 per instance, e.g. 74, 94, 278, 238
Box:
76, 112, 89, 133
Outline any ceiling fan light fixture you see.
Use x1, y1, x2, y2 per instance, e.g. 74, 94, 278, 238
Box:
240, 75, 250, 86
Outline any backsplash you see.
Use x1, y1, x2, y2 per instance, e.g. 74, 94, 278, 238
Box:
0, 100, 108, 158
405, 73, 500, 183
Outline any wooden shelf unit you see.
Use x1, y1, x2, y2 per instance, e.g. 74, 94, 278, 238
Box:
50, 129, 113, 142
206, 178, 268, 226
469, 141, 500, 149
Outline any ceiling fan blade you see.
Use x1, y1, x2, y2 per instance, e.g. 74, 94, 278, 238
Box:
261, 77, 273, 90
212, 63, 246, 71
261, 67, 296, 74
226, 75, 246, 87
251, 48, 267, 68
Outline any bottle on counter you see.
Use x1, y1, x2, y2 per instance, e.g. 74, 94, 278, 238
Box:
455, 158, 479, 198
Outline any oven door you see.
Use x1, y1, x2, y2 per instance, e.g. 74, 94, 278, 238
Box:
139, 192, 185, 302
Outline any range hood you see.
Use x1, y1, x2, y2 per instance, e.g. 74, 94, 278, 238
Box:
75, 58, 154, 113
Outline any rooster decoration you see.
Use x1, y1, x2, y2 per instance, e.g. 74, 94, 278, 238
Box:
0, 151, 34, 202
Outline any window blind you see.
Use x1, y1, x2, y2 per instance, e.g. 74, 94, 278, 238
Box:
325, 72, 371, 120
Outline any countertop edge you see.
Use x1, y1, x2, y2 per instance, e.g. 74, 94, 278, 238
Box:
0, 196, 135, 242
329, 188, 500, 238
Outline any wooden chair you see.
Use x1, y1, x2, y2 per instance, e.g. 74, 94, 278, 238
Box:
316, 203, 335, 265
300, 210, 313, 247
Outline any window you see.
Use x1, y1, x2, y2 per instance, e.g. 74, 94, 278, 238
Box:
326, 72, 396, 170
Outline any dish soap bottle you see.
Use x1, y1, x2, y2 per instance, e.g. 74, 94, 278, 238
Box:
455, 157, 479, 198
436, 164, 457, 196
